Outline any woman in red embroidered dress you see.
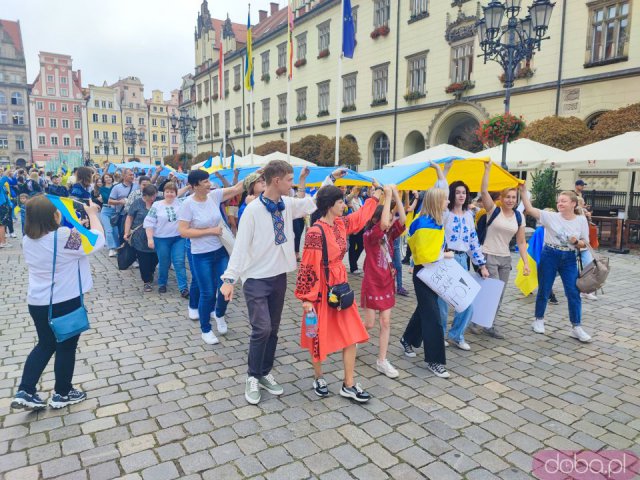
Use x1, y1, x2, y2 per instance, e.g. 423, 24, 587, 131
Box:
295, 184, 382, 403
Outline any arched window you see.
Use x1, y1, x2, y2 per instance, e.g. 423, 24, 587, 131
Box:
373, 133, 390, 170
11, 92, 23, 106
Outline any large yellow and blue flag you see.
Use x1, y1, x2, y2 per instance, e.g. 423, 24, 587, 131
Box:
244, 10, 254, 91
46, 194, 99, 254
514, 226, 543, 296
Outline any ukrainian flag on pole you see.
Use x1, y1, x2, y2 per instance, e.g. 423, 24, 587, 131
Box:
244, 9, 254, 91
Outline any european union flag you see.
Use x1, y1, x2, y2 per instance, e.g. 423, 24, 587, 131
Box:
342, 0, 356, 58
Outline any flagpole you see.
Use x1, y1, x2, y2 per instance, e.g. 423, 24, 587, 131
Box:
250, 89, 254, 164
286, 1, 293, 163
287, 77, 291, 163
335, 0, 345, 166
220, 41, 226, 167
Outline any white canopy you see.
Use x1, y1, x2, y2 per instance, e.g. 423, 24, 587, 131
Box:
260, 151, 315, 166
548, 132, 640, 171
384, 143, 474, 168
478, 138, 567, 171
190, 155, 241, 170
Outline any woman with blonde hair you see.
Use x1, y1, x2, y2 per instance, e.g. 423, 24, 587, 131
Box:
520, 186, 592, 342
399, 163, 454, 378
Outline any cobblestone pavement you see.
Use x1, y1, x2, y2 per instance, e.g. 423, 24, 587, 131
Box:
1, 237, 639, 480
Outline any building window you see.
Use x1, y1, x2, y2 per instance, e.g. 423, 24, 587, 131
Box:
297, 32, 307, 60
224, 71, 229, 92
214, 114, 220, 134
262, 99, 270, 125
374, 0, 391, 27
197, 83, 202, 101
407, 53, 427, 94
235, 106, 242, 128
61, 104, 68, 112
128, 146, 135, 155
225, 110, 230, 131
278, 94, 287, 123
410, 0, 428, 17
152, 133, 158, 142
61, 88, 68, 97
318, 21, 330, 52
38, 135, 46, 145
10, 92, 23, 106
92, 113, 99, 122
62, 119, 69, 129
47, 87, 55, 95
16, 137, 25, 150
49, 103, 56, 112
153, 147, 158, 157
261, 51, 270, 76
47, 75, 54, 83
37, 117, 45, 127
74, 120, 81, 129
213, 76, 219, 96
343, 74, 357, 109
112, 132, 118, 140
140, 147, 146, 155
0, 111, 6, 124
318, 81, 330, 114
50, 118, 57, 128
113, 146, 118, 154
278, 43, 287, 68
63, 136, 70, 146
94, 145, 100, 154
371, 64, 389, 102
451, 41, 473, 83
153, 106, 158, 112
75, 138, 82, 147
108, 101, 113, 108
139, 117, 145, 125
12, 112, 24, 125
103, 131, 109, 140
152, 118, 157, 127
102, 114, 108, 123
60, 76, 67, 84
160, 119, 165, 128
94, 100, 100, 108
161, 134, 166, 143
204, 79, 210, 99
198, 118, 203, 136
51, 135, 58, 146
36, 101, 43, 110
126, 116, 132, 124
0, 136, 7, 149
112, 115, 117, 124
73, 105, 80, 113
373, 133, 390, 169
234, 65, 241, 88
172, 135, 177, 143
296, 88, 307, 118
587, 1, 630, 65
94, 131, 100, 139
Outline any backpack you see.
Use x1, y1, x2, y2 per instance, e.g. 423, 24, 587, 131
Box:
476, 207, 522, 245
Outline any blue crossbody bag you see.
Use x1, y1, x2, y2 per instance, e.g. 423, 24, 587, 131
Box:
48, 229, 90, 342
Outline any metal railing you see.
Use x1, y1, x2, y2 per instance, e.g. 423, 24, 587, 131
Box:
582, 190, 640, 219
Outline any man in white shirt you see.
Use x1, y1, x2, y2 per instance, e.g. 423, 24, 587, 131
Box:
220, 161, 344, 405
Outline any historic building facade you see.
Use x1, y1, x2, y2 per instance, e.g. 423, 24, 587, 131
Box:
112, 76, 150, 163
0, 20, 31, 168
86, 83, 124, 165
190, 0, 639, 181
147, 89, 171, 165
178, 73, 198, 158
28, 52, 87, 164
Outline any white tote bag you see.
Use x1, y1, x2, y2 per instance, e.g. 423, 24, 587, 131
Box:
218, 221, 235, 255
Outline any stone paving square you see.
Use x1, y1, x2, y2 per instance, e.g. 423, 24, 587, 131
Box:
1, 241, 639, 479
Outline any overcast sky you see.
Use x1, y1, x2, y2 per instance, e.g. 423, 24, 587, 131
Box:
5, 0, 282, 99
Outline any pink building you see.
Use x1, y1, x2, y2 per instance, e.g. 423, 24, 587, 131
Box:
29, 52, 87, 164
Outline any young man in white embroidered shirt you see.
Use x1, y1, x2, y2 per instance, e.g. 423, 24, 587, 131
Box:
220, 161, 344, 405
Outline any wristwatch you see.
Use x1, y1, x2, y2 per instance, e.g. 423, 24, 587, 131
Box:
222, 278, 234, 284
329, 174, 336, 182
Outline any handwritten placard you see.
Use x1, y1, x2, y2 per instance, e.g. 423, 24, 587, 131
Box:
417, 259, 481, 313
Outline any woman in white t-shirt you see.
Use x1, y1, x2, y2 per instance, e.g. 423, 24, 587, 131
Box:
178, 169, 243, 345
11, 195, 105, 411
519, 185, 592, 343
144, 182, 188, 297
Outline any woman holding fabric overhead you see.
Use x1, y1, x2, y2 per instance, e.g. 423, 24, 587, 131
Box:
295, 183, 382, 402
399, 163, 453, 379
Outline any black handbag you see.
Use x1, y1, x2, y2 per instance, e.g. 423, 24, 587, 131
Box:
316, 224, 355, 311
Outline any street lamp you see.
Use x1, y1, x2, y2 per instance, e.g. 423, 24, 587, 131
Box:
477, 0, 555, 170
170, 112, 197, 171
123, 125, 145, 161
99, 138, 115, 165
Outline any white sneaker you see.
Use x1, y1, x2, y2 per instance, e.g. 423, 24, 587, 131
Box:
572, 325, 592, 343
581, 292, 598, 300
188, 308, 199, 320
450, 339, 471, 351
214, 314, 228, 335
132, 261, 139, 268
201, 331, 219, 345
10, 233, 17, 238
532, 319, 545, 334
108, 249, 117, 257
376, 359, 399, 378
351, 269, 362, 275
444, 340, 449, 347
0, 242, 11, 248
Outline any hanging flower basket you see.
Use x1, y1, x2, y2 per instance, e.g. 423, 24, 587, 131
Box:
404, 91, 426, 102
445, 80, 475, 96
294, 58, 307, 68
476, 113, 526, 148
233, 84, 241, 92
261, 73, 270, 83
275, 66, 287, 77
317, 49, 330, 59
370, 25, 390, 39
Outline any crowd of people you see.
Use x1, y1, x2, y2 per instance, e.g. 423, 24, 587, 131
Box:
3, 159, 597, 411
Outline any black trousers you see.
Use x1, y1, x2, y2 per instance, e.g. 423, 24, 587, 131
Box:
136, 250, 158, 283
19, 297, 82, 396
402, 267, 446, 365
348, 228, 365, 272
293, 218, 305, 254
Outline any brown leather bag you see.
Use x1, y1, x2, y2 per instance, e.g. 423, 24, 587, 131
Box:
576, 245, 610, 294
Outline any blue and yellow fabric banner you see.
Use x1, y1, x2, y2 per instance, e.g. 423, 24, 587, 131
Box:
514, 226, 544, 296
45, 194, 99, 254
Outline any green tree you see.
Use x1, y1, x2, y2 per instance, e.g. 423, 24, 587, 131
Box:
255, 140, 287, 156
592, 102, 640, 141
530, 168, 559, 210
163, 153, 193, 170
317, 136, 362, 167
521, 116, 591, 150
291, 135, 330, 165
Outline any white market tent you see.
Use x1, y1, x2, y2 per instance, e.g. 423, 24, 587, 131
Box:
259, 151, 315, 166
478, 138, 568, 171
191, 155, 246, 170
384, 143, 474, 168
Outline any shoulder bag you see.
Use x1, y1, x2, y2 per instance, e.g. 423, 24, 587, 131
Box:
316, 224, 355, 311
48, 230, 90, 343
576, 244, 610, 294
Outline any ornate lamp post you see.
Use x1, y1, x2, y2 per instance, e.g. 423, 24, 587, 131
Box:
170, 113, 197, 171
123, 125, 145, 161
98, 138, 115, 165
476, 0, 555, 170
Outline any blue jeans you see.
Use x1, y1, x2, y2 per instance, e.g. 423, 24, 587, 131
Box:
154, 236, 187, 291
535, 246, 582, 325
438, 252, 473, 343
191, 246, 229, 333
186, 241, 199, 311
99, 205, 119, 249
393, 237, 403, 290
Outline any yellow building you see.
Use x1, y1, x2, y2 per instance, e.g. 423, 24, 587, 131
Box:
192, 0, 639, 190
147, 89, 171, 165
86, 84, 124, 166
112, 76, 150, 163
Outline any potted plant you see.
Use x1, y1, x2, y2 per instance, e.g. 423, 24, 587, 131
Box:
342, 105, 356, 113
277, 119, 287, 125
371, 98, 388, 107
445, 80, 475, 98
317, 110, 330, 117
261, 121, 270, 128
317, 49, 330, 59
261, 73, 270, 83
294, 58, 307, 68
404, 91, 426, 102
370, 25, 391, 39
275, 66, 287, 77
476, 112, 526, 148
